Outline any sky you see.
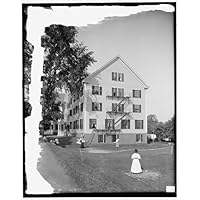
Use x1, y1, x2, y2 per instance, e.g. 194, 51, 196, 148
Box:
77, 10, 175, 122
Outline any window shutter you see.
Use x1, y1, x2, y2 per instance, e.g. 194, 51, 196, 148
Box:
122, 73, 124, 82
122, 88, 124, 97
139, 90, 141, 98
112, 72, 114, 80
122, 104, 124, 112
100, 87, 102, 95
100, 103, 102, 111
139, 105, 141, 112
92, 86, 94, 94
92, 102, 94, 111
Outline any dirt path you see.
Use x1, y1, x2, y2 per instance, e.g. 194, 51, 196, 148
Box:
37, 143, 80, 193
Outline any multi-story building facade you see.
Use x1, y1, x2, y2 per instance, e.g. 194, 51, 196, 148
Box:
66, 56, 149, 144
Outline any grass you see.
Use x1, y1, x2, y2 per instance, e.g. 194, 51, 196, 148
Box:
46, 142, 175, 193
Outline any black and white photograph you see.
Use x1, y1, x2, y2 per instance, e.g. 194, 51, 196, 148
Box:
22, 1, 176, 197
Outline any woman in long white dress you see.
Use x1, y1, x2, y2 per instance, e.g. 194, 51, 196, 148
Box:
131, 149, 143, 174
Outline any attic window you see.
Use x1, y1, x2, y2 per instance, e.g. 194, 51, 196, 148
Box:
118, 73, 124, 82
112, 72, 117, 81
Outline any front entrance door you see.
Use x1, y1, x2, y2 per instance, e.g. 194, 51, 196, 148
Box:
111, 134, 116, 143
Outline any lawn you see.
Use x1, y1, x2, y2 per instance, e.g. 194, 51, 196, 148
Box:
44, 142, 175, 193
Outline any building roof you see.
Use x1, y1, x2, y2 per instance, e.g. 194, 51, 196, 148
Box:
83, 55, 149, 89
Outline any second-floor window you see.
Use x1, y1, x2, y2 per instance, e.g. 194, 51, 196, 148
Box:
89, 119, 97, 129
92, 86, 102, 95
133, 89, 141, 98
133, 104, 141, 113
69, 110, 72, 116
121, 119, 130, 129
92, 102, 102, 111
135, 120, 143, 129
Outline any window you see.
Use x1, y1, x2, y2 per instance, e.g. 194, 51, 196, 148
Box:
112, 103, 117, 112
73, 108, 76, 115
112, 72, 117, 81
118, 88, 124, 97
92, 86, 102, 95
92, 102, 102, 111
80, 103, 83, 112
75, 105, 79, 114
69, 110, 72, 116
118, 104, 124, 112
135, 120, 143, 129
133, 104, 141, 113
118, 73, 124, 82
105, 119, 114, 129
98, 135, 104, 143
89, 119, 97, 129
80, 119, 83, 129
112, 103, 124, 112
121, 120, 130, 129
112, 72, 124, 81
133, 90, 141, 98
112, 88, 117, 97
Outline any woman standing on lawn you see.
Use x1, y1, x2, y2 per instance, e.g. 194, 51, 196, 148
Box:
131, 149, 142, 174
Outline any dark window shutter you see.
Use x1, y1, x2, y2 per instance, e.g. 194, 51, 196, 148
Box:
92, 86, 94, 94
100, 87, 102, 95
92, 102, 94, 111
122, 73, 124, 82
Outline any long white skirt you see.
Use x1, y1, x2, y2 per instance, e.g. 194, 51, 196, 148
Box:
131, 159, 142, 174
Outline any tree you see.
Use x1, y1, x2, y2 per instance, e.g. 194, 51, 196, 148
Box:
163, 115, 175, 141
41, 25, 95, 127
24, 40, 34, 118
147, 114, 159, 134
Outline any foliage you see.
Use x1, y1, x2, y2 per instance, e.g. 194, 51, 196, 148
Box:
147, 114, 175, 141
24, 101, 32, 118
24, 40, 34, 118
41, 25, 96, 125
24, 40, 34, 85
147, 114, 159, 134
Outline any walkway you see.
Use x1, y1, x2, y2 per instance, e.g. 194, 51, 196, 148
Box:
37, 143, 80, 193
